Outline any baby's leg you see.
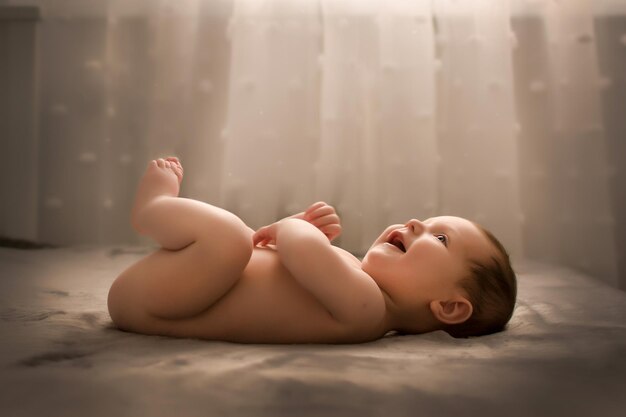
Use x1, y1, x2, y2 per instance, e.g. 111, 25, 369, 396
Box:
108, 158, 253, 324
132, 158, 202, 250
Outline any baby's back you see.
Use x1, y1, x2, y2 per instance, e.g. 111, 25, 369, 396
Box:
135, 247, 384, 343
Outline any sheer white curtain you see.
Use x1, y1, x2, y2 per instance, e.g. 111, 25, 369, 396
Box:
511, 0, 621, 288
2, 0, 624, 288
223, 0, 524, 255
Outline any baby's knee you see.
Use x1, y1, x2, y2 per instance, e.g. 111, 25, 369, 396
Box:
204, 212, 253, 265
225, 216, 253, 260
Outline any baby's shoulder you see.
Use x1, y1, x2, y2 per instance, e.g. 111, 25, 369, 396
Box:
328, 246, 386, 333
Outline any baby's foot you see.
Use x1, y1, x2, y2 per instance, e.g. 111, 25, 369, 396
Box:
161, 156, 184, 186
131, 157, 184, 233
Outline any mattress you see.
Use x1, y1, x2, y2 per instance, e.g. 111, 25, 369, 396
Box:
0, 245, 625, 416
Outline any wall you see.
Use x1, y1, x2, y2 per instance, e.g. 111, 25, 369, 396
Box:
0, 6, 39, 241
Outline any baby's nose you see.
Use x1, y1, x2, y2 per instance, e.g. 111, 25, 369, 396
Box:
406, 218, 425, 234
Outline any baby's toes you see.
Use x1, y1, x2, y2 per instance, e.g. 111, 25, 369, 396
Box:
165, 156, 180, 166
170, 161, 183, 171
168, 163, 183, 181
167, 157, 183, 170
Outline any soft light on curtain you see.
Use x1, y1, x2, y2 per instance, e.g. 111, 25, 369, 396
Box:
2, 0, 624, 289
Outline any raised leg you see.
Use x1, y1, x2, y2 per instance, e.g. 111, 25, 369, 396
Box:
108, 157, 254, 324
131, 157, 193, 250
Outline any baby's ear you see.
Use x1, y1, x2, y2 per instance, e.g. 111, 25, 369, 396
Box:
429, 298, 473, 325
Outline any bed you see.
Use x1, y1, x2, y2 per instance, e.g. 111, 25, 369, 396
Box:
0, 245, 625, 416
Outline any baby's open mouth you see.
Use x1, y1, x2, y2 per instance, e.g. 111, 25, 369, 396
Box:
387, 232, 406, 253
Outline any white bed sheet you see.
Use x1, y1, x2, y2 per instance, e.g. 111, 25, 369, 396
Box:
0, 246, 625, 416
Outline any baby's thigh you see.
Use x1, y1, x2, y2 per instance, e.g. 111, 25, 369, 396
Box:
194, 210, 254, 275
109, 225, 253, 326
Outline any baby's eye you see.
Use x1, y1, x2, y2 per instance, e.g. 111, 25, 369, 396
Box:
435, 234, 448, 246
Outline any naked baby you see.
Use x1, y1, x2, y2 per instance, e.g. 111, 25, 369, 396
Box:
107, 157, 517, 343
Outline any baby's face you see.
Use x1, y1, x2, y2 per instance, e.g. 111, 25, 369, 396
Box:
361, 216, 494, 316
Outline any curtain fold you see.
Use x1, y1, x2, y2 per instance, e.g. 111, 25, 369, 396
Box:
315, 0, 440, 253
2, 0, 624, 288
433, 0, 522, 257
220, 0, 321, 230
512, 0, 620, 283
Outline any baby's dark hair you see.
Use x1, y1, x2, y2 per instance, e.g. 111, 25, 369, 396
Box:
443, 222, 517, 338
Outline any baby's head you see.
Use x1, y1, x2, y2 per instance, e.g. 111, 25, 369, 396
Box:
361, 216, 516, 338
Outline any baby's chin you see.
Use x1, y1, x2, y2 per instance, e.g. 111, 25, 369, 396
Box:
361, 245, 375, 261
360, 252, 383, 278
360, 254, 373, 272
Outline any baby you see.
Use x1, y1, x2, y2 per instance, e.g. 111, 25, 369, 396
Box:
108, 157, 517, 343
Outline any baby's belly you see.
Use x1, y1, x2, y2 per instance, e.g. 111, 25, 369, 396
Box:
152, 247, 357, 343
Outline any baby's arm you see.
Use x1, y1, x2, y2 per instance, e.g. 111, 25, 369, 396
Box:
253, 219, 385, 328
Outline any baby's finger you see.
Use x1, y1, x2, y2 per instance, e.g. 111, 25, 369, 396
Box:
304, 202, 328, 217
252, 229, 267, 246
253, 223, 279, 247
254, 238, 272, 247
320, 224, 342, 241
309, 213, 340, 228
305, 204, 335, 221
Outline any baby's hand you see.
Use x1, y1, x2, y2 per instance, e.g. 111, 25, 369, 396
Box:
298, 201, 342, 242
255, 202, 341, 247
252, 222, 279, 247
